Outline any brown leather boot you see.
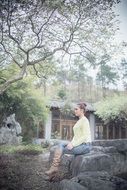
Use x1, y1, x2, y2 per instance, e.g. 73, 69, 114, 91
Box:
45, 148, 62, 176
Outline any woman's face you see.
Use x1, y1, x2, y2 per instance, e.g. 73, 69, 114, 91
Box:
74, 106, 84, 117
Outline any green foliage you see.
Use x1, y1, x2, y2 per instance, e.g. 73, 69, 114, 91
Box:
95, 95, 127, 123
0, 144, 43, 155
60, 101, 75, 118
0, 63, 20, 85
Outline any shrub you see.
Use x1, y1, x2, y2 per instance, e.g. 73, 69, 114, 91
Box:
95, 95, 127, 124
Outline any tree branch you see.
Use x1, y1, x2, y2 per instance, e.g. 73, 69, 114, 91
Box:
0, 77, 7, 82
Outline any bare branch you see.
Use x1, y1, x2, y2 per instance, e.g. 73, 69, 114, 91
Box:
27, 8, 57, 53
5, 2, 27, 54
33, 65, 48, 79
73, 40, 96, 55
28, 46, 64, 65
8, 34, 27, 54
37, 9, 56, 35
33, 65, 41, 78
0, 41, 22, 68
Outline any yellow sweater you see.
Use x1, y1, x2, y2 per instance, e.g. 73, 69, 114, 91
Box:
71, 116, 92, 147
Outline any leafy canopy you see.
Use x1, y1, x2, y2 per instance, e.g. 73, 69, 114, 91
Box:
0, 0, 120, 93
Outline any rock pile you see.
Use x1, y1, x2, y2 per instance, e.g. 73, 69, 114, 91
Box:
49, 139, 127, 190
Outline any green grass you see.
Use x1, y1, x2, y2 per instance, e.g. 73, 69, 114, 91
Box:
0, 144, 44, 155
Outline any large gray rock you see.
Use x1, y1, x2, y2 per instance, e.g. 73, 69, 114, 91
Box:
60, 179, 88, 190
49, 141, 127, 190
71, 153, 112, 176
59, 171, 127, 190
0, 114, 22, 145
93, 139, 127, 152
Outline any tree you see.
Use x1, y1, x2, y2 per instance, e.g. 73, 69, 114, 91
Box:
96, 54, 119, 97
29, 57, 57, 96
70, 56, 88, 100
0, 0, 120, 94
55, 56, 89, 100
120, 58, 127, 91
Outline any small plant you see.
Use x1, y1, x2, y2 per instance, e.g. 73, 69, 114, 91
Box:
58, 89, 66, 100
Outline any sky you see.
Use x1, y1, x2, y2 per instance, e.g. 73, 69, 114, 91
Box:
115, 0, 127, 43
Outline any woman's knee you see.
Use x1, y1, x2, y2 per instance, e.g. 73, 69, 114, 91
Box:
57, 143, 66, 154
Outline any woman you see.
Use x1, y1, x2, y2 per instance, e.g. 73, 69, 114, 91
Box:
45, 102, 92, 176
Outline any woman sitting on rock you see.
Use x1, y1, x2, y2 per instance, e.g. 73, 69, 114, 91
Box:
45, 102, 92, 176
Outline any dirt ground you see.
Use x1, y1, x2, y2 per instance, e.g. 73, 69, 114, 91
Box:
0, 151, 57, 190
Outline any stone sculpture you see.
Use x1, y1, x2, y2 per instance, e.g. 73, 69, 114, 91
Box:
0, 113, 22, 145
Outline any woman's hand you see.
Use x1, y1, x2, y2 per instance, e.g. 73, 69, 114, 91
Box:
67, 142, 73, 150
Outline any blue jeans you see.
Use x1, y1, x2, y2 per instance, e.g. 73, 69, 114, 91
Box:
58, 142, 92, 155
